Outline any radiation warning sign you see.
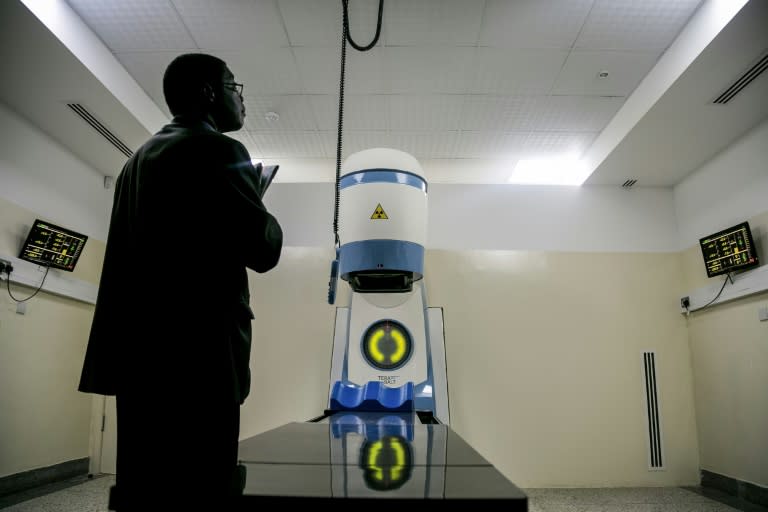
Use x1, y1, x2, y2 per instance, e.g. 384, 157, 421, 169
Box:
370, 203, 389, 220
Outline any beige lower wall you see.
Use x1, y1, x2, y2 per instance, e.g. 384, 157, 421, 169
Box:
1, 211, 703, 486
9, 197, 766, 489
686, 292, 768, 486
242, 246, 701, 488
240, 247, 341, 438
425, 250, 699, 487
0, 198, 102, 478
680, 210, 768, 487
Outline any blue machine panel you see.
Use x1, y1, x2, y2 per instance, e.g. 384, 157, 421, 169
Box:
329, 381, 414, 412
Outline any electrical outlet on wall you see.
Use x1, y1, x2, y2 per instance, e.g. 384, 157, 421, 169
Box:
0, 258, 11, 275
759, 306, 768, 322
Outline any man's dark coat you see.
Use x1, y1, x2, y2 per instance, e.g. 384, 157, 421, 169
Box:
78, 116, 283, 405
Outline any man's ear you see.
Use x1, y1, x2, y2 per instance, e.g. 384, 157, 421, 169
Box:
202, 83, 216, 103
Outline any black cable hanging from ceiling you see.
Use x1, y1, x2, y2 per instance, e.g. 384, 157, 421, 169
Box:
333, 0, 384, 249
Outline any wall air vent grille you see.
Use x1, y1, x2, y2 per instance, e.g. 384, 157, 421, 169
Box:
66, 103, 133, 158
713, 52, 768, 104
642, 351, 665, 470
622, 179, 637, 188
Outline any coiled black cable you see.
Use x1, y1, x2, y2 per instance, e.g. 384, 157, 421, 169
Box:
343, 0, 384, 51
6, 264, 50, 302
334, 0, 384, 248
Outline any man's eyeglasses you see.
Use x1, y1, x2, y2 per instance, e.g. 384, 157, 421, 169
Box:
222, 82, 244, 96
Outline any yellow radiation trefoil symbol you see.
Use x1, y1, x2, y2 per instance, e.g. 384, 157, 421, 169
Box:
371, 203, 389, 219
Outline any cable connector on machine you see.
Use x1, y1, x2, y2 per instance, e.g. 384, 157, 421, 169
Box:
327, 251, 339, 305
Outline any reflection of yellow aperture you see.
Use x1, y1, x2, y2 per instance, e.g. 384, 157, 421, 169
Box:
390, 439, 405, 480
362, 320, 412, 370
362, 436, 411, 490
368, 443, 383, 480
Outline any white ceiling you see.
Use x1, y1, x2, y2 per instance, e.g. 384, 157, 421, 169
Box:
2, 0, 767, 187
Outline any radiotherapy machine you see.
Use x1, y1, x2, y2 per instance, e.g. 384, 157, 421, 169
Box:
234, 148, 526, 507
326, 147, 448, 423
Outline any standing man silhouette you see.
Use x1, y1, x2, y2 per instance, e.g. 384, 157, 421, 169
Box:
78, 53, 283, 510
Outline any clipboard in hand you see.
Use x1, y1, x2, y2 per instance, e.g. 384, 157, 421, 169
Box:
256, 164, 279, 198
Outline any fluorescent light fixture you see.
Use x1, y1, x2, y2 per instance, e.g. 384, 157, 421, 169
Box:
508, 158, 590, 186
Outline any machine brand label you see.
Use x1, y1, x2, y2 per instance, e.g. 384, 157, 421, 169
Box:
370, 203, 389, 219
378, 375, 398, 385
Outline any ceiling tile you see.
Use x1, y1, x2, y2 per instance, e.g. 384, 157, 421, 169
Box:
16, 0, 729, 189
469, 49, 569, 94
575, 0, 704, 51
308, 95, 336, 131
243, 95, 318, 131
453, 132, 529, 159
343, 94, 390, 131
480, 0, 593, 49
172, 0, 288, 49
459, 95, 540, 131
252, 131, 330, 158
533, 96, 623, 131
345, 47, 388, 94
117, 49, 303, 109
389, 95, 464, 131
388, 132, 460, 159
294, 47, 389, 95
293, 47, 340, 94
311, 94, 390, 131
67, 0, 197, 51
115, 51, 183, 118
340, 131, 393, 158
279, 0, 343, 47
552, 50, 661, 96
212, 49, 303, 95
382, 0, 483, 46
383, 47, 475, 94
522, 131, 598, 158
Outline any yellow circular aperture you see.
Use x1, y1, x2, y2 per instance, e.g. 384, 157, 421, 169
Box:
362, 320, 412, 370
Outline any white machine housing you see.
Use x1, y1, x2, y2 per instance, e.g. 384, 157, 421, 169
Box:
328, 148, 449, 424
339, 148, 427, 247
337, 148, 427, 291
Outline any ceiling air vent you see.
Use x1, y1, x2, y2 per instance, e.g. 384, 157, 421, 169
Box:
712, 52, 768, 104
67, 103, 133, 158
622, 179, 637, 188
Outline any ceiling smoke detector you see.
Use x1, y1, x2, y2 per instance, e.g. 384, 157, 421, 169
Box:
265, 111, 279, 122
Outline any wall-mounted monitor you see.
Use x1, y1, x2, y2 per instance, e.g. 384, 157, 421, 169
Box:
18, 219, 88, 272
699, 221, 759, 278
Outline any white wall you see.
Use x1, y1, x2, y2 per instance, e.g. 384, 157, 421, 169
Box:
266, 182, 679, 252
428, 184, 678, 251
0, 102, 110, 478
674, 117, 768, 248
0, 101, 113, 241
674, 118, 768, 488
